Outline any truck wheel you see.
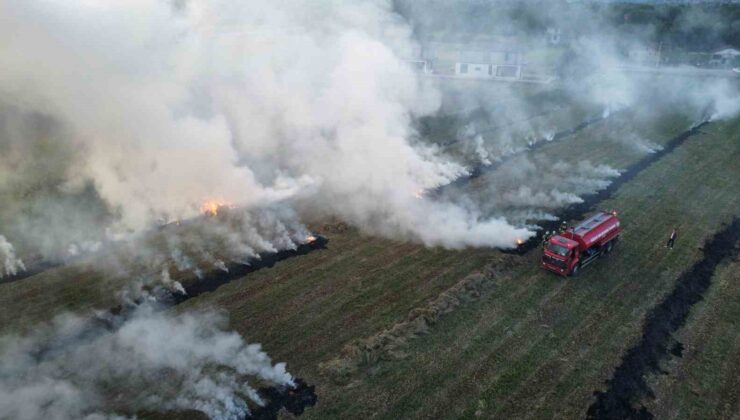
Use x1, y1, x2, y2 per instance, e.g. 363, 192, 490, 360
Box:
570, 264, 580, 277
604, 241, 614, 255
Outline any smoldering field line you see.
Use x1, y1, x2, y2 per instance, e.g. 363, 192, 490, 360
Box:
1, 108, 613, 284
432, 109, 616, 198
431, 102, 566, 149
103, 235, 328, 419
0, 304, 298, 420
0, 209, 328, 420
316, 120, 708, 380
139, 234, 328, 307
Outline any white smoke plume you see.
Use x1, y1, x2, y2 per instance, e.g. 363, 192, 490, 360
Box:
456, 156, 622, 225
501, 187, 583, 209
445, 87, 575, 169
0, 235, 26, 278
0, 0, 530, 250
0, 103, 112, 262
0, 306, 292, 420
617, 133, 664, 155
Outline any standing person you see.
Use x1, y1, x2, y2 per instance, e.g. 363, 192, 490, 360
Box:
666, 227, 678, 249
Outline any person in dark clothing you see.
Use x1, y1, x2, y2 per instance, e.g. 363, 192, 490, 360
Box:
666, 228, 678, 249
542, 231, 553, 248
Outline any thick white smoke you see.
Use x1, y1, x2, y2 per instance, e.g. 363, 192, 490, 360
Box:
0, 306, 292, 420
0, 207, 309, 420
447, 157, 623, 226
0, 0, 530, 249
0, 235, 26, 278
112, 205, 312, 303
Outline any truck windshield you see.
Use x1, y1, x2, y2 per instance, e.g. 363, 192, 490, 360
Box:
546, 242, 570, 257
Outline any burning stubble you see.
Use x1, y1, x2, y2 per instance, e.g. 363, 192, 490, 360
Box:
1, 1, 739, 419
0, 235, 25, 278
0, 306, 294, 420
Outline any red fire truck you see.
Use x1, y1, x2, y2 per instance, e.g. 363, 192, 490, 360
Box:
541, 211, 621, 276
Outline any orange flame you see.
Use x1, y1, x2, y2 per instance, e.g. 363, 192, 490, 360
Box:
305, 235, 317, 243
516, 238, 524, 246
201, 200, 232, 217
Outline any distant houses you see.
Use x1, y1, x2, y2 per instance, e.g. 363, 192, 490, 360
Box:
418, 38, 527, 81
709, 47, 740, 67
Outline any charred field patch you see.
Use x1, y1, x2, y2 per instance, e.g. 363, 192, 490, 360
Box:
168, 236, 328, 305
586, 217, 740, 419
0, 259, 62, 285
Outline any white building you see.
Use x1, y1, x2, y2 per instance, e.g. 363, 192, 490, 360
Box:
423, 39, 526, 80
455, 50, 523, 80
710, 48, 740, 67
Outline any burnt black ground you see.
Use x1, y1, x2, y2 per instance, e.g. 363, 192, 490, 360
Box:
586, 217, 740, 419
246, 378, 318, 420
86, 236, 328, 419
512, 121, 710, 254
0, 259, 63, 285
102, 236, 328, 320
166, 235, 328, 305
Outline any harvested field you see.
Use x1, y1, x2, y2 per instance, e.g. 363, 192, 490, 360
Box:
2, 109, 737, 420
646, 258, 740, 419
3, 3, 740, 419
293, 113, 740, 419
587, 218, 740, 419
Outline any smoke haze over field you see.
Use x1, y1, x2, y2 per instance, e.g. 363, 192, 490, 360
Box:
0, 306, 292, 420
0, 0, 531, 252
0, 2, 535, 418
1, 0, 738, 255
111, 205, 312, 303
1, 1, 740, 418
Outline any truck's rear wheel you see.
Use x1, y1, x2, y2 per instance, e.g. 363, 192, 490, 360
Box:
604, 241, 614, 255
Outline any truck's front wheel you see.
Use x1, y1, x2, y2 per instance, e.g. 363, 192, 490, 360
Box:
570, 263, 580, 277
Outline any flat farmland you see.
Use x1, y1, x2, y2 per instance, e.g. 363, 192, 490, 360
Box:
1, 107, 738, 419
293, 115, 740, 418
179, 111, 738, 417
